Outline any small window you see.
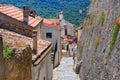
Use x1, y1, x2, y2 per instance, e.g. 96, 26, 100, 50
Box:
46, 32, 52, 38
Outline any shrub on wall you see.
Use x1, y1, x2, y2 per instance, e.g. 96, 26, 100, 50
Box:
91, 54, 97, 62
3, 42, 12, 59
116, 8, 120, 16
79, 42, 83, 49
91, 0, 96, 5
89, 14, 95, 24
106, 25, 119, 55
94, 8, 98, 14
97, 11, 106, 26
94, 35, 100, 47
85, 25, 93, 30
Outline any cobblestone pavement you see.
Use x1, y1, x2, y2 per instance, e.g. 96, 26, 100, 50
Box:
53, 57, 80, 80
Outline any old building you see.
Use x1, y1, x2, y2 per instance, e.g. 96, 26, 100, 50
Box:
41, 18, 62, 68
0, 29, 32, 80
31, 30, 53, 80
39, 12, 75, 67
58, 12, 76, 58
59, 12, 74, 38
0, 4, 42, 38
0, 4, 53, 80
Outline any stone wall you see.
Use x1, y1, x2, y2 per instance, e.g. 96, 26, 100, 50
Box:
78, 0, 120, 80
0, 28, 53, 80
0, 35, 5, 80
0, 42, 32, 80
4, 46, 32, 80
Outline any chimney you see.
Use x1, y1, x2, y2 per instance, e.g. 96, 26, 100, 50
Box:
29, 10, 36, 18
59, 11, 64, 20
32, 30, 37, 55
23, 6, 29, 24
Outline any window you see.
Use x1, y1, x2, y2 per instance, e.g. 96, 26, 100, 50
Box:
64, 26, 67, 36
46, 32, 52, 38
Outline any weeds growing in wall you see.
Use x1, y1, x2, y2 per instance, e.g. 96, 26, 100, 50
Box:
85, 31, 93, 51
91, 54, 97, 62
79, 42, 83, 49
106, 25, 119, 55
117, 8, 120, 16
85, 24, 93, 30
89, 14, 95, 24
90, 0, 96, 5
94, 8, 98, 14
3, 42, 12, 59
97, 11, 106, 26
94, 35, 100, 47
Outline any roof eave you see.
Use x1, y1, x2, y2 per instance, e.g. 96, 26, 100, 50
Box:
0, 12, 33, 30
32, 43, 53, 66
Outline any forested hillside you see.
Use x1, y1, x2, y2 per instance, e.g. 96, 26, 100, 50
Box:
0, 0, 90, 26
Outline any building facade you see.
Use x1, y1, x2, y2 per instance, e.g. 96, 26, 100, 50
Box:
41, 18, 62, 68
59, 12, 74, 38
0, 4, 53, 80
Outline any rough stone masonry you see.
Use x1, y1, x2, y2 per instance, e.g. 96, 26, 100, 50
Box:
0, 35, 5, 80
78, 0, 120, 80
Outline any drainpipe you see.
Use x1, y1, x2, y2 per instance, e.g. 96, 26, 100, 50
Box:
32, 30, 37, 55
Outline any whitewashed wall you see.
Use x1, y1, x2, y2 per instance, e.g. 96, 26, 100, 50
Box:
32, 51, 53, 80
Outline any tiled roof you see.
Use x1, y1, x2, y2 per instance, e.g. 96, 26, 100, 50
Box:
0, 29, 51, 62
0, 4, 41, 28
42, 18, 59, 28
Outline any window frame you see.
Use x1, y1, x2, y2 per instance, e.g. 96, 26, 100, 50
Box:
46, 32, 52, 38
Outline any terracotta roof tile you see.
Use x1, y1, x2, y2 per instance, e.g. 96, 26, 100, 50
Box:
12, 12, 23, 18
42, 18, 59, 28
0, 4, 42, 28
16, 16, 23, 21
47, 19, 59, 23
30, 20, 40, 27
8, 11, 22, 16
0, 6, 14, 12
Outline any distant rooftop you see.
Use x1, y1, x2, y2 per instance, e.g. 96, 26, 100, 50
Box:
42, 18, 59, 28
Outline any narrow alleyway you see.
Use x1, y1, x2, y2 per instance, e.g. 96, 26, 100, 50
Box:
53, 57, 80, 80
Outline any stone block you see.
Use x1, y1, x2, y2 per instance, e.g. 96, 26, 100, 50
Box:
4, 46, 32, 80
0, 35, 5, 80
